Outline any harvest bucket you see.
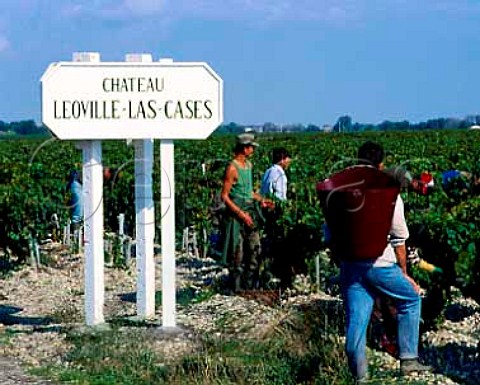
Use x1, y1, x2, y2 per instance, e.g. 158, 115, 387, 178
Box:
316, 166, 400, 260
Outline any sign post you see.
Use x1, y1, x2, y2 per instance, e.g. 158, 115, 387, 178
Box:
160, 138, 176, 328
125, 53, 156, 320
41, 53, 223, 328
71, 52, 105, 326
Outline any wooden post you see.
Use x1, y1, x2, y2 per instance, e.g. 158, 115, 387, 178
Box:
127, 53, 156, 319
75, 52, 105, 326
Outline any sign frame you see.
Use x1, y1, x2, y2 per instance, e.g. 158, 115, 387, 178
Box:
41, 61, 223, 140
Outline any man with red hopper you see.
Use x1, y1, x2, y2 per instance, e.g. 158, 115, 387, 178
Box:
317, 141, 431, 383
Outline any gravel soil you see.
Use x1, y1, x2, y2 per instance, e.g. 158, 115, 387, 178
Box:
1, 245, 479, 384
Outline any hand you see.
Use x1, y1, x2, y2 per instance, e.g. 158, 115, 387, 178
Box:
261, 199, 275, 209
239, 211, 254, 228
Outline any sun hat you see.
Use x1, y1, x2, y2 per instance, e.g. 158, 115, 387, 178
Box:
236, 132, 259, 147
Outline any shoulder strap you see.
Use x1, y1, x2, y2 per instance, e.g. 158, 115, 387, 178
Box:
231, 160, 241, 172
231, 159, 252, 171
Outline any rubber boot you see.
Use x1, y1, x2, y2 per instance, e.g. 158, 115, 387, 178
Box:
400, 359, 432, 376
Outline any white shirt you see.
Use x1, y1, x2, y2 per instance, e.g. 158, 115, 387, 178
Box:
374, 194, 409, 267
261, 164, 287, 200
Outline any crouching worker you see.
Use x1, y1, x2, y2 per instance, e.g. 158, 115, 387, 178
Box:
317, 141, 431, 383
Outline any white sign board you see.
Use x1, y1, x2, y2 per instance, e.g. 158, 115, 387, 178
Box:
41, 62, 223, 139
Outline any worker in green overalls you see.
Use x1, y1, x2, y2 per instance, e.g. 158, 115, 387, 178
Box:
220, 132, 272, 293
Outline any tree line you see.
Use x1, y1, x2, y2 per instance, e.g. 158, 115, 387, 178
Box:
0, 120, 47, 136
1, 114, 480, 137
218, 114, 480, 134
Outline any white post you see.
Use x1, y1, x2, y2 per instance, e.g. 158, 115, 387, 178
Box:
161, 139, 176, 328
75, 51, 105, 326
182, 227, 188, 252
118, 213, 125, 237
79, 227, 83, 253
134, 139, 155, 318
126, 53, 156, 320
202, 228, 208, 258
34, 238, 41, 266
81, 140, 105, 325
64, 220, 71, 245
192, 230, 199, 259
117, 213, 128, 265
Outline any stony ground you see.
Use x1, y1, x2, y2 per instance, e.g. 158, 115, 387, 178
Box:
0, 244, 479, 384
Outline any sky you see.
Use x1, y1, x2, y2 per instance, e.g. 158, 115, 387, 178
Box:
1, 0, 480, 127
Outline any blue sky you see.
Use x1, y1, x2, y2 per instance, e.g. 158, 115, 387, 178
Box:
1, 0, 480, 127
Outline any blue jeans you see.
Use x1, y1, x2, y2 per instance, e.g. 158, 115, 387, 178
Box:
340, 261, 421, 379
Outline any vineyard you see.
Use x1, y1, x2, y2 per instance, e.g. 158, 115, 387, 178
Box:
1, 130, 480, 309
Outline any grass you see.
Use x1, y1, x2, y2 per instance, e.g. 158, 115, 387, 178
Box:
30, 290, 435, 385
35, 328, 169, 385
22, 285, 431, 385
50, 298, 83, 324
155, 286, 217, 308
0, 328, 15, 346
30, 302, 357, 385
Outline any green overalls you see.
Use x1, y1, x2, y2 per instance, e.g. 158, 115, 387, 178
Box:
221, 160, 261, 291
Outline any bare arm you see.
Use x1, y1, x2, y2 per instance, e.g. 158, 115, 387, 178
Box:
252, 191, 274, 208
394, 244, 420, 293
252, 191, 263, 202
395, 243, 408, 274
391, 195, 420, 292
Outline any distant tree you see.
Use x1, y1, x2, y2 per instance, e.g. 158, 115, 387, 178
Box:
378, 120, 411, 131
283, 124, 305, 132
216, 122, 243, 134
10, 120, 46, 136
306, 124, 320, 132
378, 120, 393, 131
351, 122, 362, 132
425, 118, 446, 130
444, 118, 462, 130
397, 120, 411, 131
458, 119, 471, 130
263, 122, 279, 132
464, 115, 480, 126
333, 115, 352, 132
363, 124, 376, 131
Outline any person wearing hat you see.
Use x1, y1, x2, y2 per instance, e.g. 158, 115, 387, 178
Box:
220, 132, 271, 293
